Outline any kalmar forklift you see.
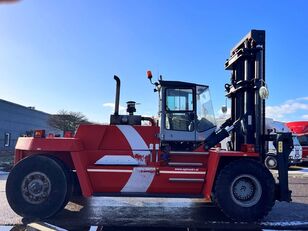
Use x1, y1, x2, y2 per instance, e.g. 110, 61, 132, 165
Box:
6, 30, 293, 222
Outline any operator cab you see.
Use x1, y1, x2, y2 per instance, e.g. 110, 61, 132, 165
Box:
158, 80, 217, 150
110, 73, 217, 151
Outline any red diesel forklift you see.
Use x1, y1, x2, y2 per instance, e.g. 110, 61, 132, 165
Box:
6, 30, 293, 222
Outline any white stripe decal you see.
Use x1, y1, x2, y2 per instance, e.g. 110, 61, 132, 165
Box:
160, 171, 206, 175
116, 125, 151, 165
95, 155, 139, 165
87, 169, 133, 173
87, 169, 206, 175
121, 167, 155, 192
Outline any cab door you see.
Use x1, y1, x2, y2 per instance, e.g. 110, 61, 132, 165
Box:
160, 87, 196, 141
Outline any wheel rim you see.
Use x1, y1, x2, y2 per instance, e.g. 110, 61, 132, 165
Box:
230, 174, 262, 207
21, 171, 51, 204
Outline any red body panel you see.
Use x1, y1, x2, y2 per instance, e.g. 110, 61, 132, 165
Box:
16, 137, 83, 152
14, 124, 259, 199
286, 121, 308, 134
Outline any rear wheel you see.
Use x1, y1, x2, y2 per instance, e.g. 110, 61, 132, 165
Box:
6, 155, 72, 219
214, 159, 275, 222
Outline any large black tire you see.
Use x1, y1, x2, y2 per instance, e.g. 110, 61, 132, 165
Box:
214, 159, 275, 222
6, 155, 72, 219
46, 155, 73, 210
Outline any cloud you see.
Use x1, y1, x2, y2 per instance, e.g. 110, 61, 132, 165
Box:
296, 97, 308, 101
302, 115, 308, 119
104, 98, 308, 123
215, 97, 308, 122
266, 97, 308, 120
103, 102, 126, 114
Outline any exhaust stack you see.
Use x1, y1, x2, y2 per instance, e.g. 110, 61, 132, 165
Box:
110, 75, 142, 126
114, 75, 120, 116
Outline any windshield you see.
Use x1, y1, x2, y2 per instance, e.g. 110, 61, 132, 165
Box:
196, 85, 216, 132
166, 88, 193, 111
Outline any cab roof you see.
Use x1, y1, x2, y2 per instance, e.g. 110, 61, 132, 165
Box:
159, 80, 208, 88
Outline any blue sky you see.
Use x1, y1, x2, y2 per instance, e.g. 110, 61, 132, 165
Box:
0, 0, 307, 123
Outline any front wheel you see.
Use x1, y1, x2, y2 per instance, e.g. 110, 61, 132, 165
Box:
6, 155, 72, 219
214, 159, 275, 222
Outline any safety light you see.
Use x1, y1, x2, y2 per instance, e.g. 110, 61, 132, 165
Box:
64, 131, 73, 138
34, 130, 45, 138
47, 133, 54, 138
147, 70, 153, 80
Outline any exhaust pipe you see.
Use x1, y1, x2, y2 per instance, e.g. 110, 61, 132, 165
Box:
114, 75, 120, 115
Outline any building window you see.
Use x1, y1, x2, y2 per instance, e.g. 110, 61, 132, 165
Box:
4, 133, 10, 147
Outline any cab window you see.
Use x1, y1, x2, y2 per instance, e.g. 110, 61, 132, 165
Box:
196, 86, 216, 132
165, 88, 194, 131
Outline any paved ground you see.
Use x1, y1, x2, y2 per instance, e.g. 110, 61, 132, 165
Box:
1, 166, 308, 230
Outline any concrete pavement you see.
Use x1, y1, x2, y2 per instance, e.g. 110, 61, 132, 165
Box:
0, 168, 308, 230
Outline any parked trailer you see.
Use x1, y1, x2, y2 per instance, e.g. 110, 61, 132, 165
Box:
287, 121, 308, 162
264, 119, 302, 168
